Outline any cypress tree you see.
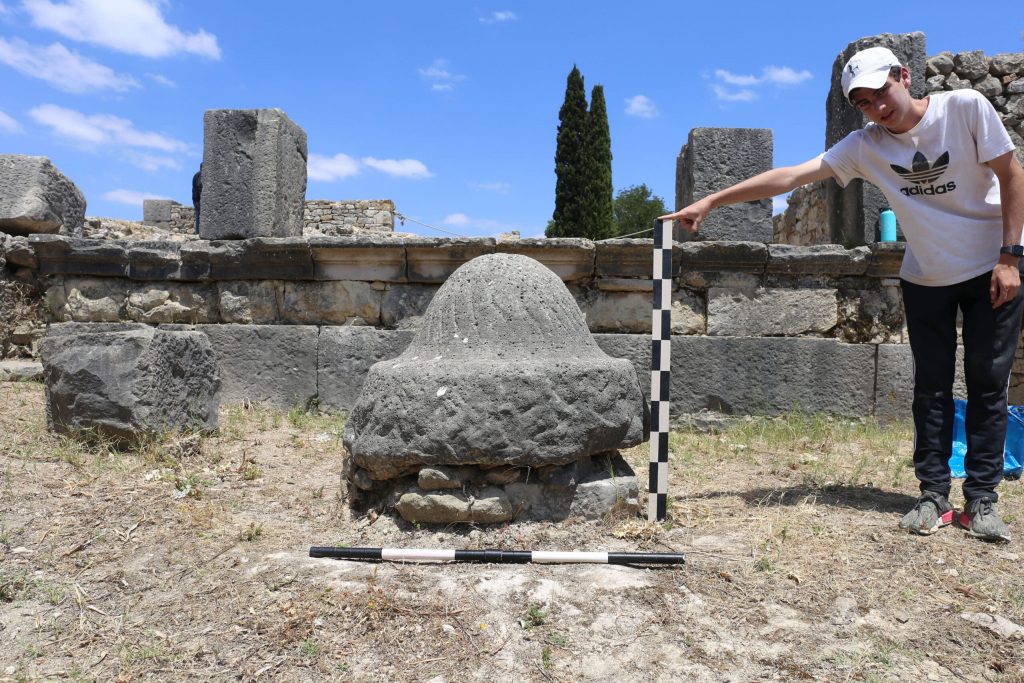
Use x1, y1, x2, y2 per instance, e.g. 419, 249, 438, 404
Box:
584, 84, 614, 240
548, 66, 588, 238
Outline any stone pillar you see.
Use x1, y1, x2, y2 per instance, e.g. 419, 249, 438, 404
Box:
142, 199, 174, 225
675, 128, 773, 243
825, 32, 926, 246
200, 109, 308, 240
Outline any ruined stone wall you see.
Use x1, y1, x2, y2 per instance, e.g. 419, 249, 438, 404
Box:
303, 199, 394, 236
775, 49, 1024, 246
17, 234, 1002, 418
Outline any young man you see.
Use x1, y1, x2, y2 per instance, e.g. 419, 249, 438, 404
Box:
661, 46, 1024, 542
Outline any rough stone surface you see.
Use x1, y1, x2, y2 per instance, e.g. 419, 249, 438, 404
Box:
418, 466, 471, 490
380, 284, 439, 329
576, 289, 650, 333
595, 333, 876, 417
990, 53, 1024, 77
772, 180, 830, 246
495, 238, 595, 281
0, 155, 85, 236
708, 288, 838, 337
974, 75, 1004, 99
208, 238, 314, 280
567, 453, 640, 519
676, 128, 773, 242
953, 51, 990, 81
53, 278, 129, 322
32, 236, 127, 277
143, 199, 173, 224
217, 280, 280, 324
2, 235, 37, 268
926, 53, 953, 76
280, 280, 380, 325
200, 109, 308, 239
167, 324, 318, 409
826, 33, 925, 246
595, 239, 673, 278
836, 286, 904, 344
671, 289, 705, 334
126, 284, 218, 324
318, 327, 414, 413
875, 344, 966, 420
394, 487, 513, 524
344, 253, 648, 480
40, 326, 219, 443
767, 244, 869, 276
0, 359, 43, 382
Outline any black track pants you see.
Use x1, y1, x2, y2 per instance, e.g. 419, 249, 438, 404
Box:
901, 271, 1024, 503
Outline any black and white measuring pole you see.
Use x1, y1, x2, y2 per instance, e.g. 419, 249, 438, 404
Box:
309, 547, 684, 565
648, 218, 673, 522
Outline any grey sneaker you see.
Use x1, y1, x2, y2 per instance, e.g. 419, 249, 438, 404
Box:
958, 497, 1011, 542
899, 491, 955, 535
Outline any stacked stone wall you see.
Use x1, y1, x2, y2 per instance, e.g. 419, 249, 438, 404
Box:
18, 234, 1013, 418
303, 199, 395, 236
775, 48, 1024, 246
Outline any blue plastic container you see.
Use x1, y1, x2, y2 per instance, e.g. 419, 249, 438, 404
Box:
880, 209, 897, 242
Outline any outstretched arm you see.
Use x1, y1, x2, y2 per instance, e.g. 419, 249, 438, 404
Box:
659, 156, 836, 234
987, 151, 1024, 308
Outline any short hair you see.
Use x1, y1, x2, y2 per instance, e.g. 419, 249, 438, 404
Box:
888, 65, 903, 80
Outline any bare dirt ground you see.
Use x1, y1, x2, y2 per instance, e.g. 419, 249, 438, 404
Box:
3, 381, 1024, 682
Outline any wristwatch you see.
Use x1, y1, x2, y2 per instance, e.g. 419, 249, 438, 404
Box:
1000, 245, 1024, 257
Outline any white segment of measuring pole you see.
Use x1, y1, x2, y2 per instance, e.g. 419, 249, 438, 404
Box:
648, 219, 673, 522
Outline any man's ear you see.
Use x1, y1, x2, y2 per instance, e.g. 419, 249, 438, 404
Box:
901, 66, 912, 88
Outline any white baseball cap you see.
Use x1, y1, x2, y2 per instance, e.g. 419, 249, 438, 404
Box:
841, 46, 902, 100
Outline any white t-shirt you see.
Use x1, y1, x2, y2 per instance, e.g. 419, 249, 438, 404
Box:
822, 89, 1016, 286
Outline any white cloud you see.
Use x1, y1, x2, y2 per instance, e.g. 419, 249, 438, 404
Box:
147, 72, 176, 87
480, 10, 516, 23
362, 156, 433, 179
23, 0, 220, 59
0, 37, 138, 92
124, 151, 180, 171
625, 94, 659, 119
444, 213, 470, 226
418, 58, 465, 92
0, 109, 21, 133
29, 104, 189, 156
712, 85, 757, 102
101, 188, 167, 205
762, 65, 812, 85
308, 152, 360, 182
710, 65, 812, 103
471, 181, 511, 193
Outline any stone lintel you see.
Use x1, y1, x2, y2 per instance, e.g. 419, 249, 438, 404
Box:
127, 241, 182, 280
595, 239, 676, 278
678, 241, 767, 274
31, 235, 128, 277
309, 235, 406, 281
209, 238, 314, 280
766, 244, 869, 276
867, 242, 906, 278
179, 242, 212, 280
495, 238, 595, 281
405, 238, 495, 283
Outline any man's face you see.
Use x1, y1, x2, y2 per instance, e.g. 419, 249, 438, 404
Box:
848, 68, 916, 133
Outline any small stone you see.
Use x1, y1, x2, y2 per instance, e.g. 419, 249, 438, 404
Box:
961, 612, 1024, 640
352, 468, 376, 491
953, 51, 989, 80
441, 624, 455, 635
925, 75, 945, 93
1007, 78, 1024, 95
973, 75, 1003, 99
990, 53, 1024, 77
926, 53, 954, 76
483, 466, 521, 485
418, 466, 468, 491
944, 72, 971, 90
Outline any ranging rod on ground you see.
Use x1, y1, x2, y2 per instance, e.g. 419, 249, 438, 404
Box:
309, 547, 684, 565
649, 218, 673, 522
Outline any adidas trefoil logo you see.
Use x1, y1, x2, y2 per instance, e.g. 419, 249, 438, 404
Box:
891, 151, 957, 197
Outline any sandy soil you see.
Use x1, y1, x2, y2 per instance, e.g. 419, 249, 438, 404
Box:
3, 381, 1024, 682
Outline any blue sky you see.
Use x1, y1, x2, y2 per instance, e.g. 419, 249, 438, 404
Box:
0, 1, 1021, 238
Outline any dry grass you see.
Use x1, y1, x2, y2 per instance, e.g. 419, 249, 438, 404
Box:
3, 382, 1024, 681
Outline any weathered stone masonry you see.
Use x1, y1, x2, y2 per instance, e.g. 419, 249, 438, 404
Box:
143, 198, 396, 236
21, 234, 991, 420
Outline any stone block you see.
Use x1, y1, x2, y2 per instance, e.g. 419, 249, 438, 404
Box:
0, 359, 43, 382
495, 237, 595, 281
380, 283, 439, 329
875, 344, 967, 420
595, 238, 673, 278
217, 281, 280, 324
826, 33, 926, 246
166, 324, 318, 409
672, 289, 705, 334
394, 488, 513, 524
595, 333, 876, 417
708, 287, 838, 337
766, 244, 869, 276
142, 199, 174, 224
127, 241, 182, 280
59, 278, 129, 322
40, 326, 219, 443
309, 235, 406, 281
678, 241, 768, 276
208, 238, 313, 280
867, 242, 906, 277
836, 286, 903, 344
318, 326, 414, 412
280, 281, 380, 325
31, 236, 128, 277
991, 53, 1024, 77
200, 109, 308, 239
405, 237, 495, 283
1, 235, 35, 268
577, 289, 651, 333
126, 283, 218, 324
676, 128, 773, 242
0, 155, 85, 236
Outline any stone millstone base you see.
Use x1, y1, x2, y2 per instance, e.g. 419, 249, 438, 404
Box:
346, 452, 640, 524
